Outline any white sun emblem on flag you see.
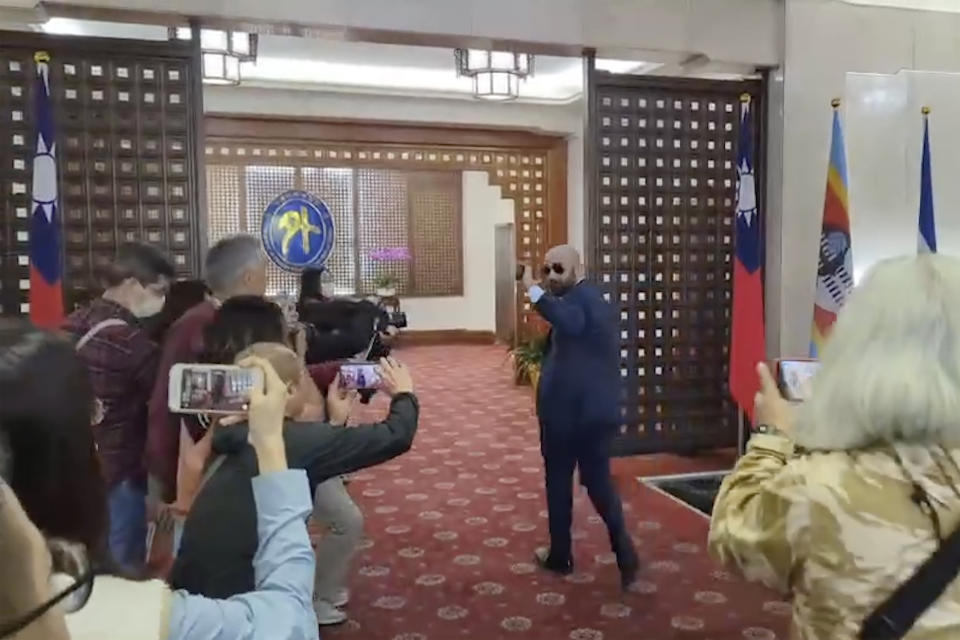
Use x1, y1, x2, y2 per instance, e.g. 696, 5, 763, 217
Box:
32, 136, 57, 223
737, 159, 757, 225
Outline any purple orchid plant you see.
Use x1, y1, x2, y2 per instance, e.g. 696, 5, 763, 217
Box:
369, 247, 411, 262
369, 247, 410, 291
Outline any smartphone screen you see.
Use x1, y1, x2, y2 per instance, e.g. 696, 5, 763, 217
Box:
339, 361, 381, 390
777, 359, 820, 402
169, 364, 263, 414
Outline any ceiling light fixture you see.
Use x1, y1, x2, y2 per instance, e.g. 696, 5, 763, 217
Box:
168, 26, 258, 86
454, 49, 534, 101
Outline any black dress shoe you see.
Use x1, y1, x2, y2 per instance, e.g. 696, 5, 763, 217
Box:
617, 549, 641, 591
534, 546, 574, 576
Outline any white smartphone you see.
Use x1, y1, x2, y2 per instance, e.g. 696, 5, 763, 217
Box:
775, 359, 820, 402
338, 361, 382, 390
168, 363, 264, 415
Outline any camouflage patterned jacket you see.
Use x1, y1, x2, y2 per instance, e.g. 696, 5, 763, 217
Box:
709, 432, 960, 639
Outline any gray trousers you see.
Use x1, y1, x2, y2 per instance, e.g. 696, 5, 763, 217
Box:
312, 476, 364, 601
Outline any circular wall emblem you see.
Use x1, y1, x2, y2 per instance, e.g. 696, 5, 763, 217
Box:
261, 190, 335, 271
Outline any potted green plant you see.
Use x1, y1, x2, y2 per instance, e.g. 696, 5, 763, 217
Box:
369, 247, 410, 297
510, 335, 548, 389
373, 274, 398, 297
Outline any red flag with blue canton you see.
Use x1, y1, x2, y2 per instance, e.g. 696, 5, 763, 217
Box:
28, 51, 64, 328
728, 97, 766, 424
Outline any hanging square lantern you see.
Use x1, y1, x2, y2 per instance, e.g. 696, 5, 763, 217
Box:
454, 48, 534, 101
168, 26, 257, 86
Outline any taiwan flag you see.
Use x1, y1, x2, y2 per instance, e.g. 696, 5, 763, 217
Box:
728, 96, 766, 424
28, 51, 64, 328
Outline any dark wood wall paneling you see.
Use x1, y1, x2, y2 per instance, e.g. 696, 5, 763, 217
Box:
0, 30, 205, 315
205, 115, 568, 338
585, 71, 766, 456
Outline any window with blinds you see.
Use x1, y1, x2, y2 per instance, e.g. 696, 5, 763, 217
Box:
205, 161, 462, 297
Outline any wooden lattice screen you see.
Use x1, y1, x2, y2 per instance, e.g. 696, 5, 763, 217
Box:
0, 32, 204, 315
205, 159, 462, 297
204, 120, 567, 336
586, 73, 765, 456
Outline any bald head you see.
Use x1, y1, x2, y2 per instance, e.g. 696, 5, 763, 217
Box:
543, 244, 582, 295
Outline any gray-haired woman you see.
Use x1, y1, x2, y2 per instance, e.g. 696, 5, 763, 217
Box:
710, 254, 960, 639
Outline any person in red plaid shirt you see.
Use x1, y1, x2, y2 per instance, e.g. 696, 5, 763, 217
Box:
63, 242, 174, 571
146, 235, 268, 504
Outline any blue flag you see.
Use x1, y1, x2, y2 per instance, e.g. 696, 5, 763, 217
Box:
918, 112, 936, 254
28, 51, 64, 327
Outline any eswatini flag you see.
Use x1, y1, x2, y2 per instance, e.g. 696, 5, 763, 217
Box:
728, 97, 766, 424
28, 51, 64, 328
810, 104, 854, 357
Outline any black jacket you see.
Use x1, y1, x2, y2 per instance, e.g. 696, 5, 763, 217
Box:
169, 393, 419, 597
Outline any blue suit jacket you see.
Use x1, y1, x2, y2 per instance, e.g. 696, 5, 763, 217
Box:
535, 280, 621, 434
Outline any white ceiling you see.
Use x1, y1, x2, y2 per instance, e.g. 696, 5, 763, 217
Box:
840, 0, 960, 11
23, 18, 664, 103
2, 18, 759, 103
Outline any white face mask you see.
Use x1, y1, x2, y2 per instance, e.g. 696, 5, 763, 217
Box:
134, 292, 165, 318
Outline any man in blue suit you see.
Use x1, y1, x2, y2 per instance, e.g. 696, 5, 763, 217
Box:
522, 244, 639, 589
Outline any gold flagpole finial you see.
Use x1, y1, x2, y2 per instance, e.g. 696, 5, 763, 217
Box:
922, 105, 931, 116
34, 51, 50, 64
831, 98, 841, 109
740, 93, 751, 104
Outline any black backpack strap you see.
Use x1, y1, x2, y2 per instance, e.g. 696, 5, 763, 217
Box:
860, 524, 960, 639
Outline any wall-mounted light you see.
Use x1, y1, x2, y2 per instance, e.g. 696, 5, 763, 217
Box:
169, 26, 257, 86
454, 49, 534, 101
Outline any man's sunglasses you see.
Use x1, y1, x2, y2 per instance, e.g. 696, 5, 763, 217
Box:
541, 263, 566, 277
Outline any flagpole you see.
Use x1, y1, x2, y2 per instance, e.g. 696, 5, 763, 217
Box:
737, 411, 746, 459
738, 92, 749, 462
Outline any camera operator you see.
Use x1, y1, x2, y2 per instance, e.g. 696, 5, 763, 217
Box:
295, 265, 404, 365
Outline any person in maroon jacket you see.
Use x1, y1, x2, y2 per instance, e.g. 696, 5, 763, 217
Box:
63, 242, 174, 570
145, 235, 268, 503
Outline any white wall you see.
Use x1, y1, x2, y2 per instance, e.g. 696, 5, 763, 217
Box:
845, 70, 960, 277
401, 171, 513, 332
775, 0, 960, 357
204, 85, 585, 255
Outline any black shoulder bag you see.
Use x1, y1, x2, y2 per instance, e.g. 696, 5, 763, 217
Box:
860, 516, 960, 638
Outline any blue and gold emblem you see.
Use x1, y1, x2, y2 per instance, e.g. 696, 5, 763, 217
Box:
261, 190, 335, 271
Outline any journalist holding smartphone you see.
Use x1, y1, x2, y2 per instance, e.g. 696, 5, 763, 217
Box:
709, 254, 960, 640
0, 324, 319, 640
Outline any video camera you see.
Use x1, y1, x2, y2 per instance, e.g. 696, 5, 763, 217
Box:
296, 297, 403, 404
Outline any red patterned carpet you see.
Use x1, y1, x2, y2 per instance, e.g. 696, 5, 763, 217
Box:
327, 344, 789, 640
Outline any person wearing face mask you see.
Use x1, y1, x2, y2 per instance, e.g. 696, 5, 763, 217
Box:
63, 241, 174, 571
520, 244, 639, 590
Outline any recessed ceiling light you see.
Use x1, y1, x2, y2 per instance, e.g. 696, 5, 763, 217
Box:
595, 59, 659, 75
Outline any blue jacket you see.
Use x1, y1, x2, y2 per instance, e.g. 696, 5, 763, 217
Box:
168, 469, 319, 640
535, 281, 621, 433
